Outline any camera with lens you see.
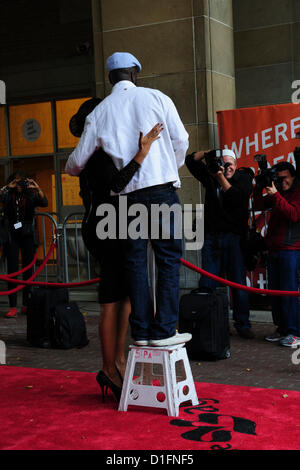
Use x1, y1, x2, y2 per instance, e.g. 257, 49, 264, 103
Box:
254, 154, 283, 190
17, 178, 29, 191
204, 149, 230, 174
294, 132, 300, 179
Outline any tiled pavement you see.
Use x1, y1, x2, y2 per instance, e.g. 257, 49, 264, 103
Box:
1, 301, 300, 392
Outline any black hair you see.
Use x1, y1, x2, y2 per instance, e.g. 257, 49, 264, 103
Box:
69, 98, 102, 137
7, 170, 27, 185
108, 66, 139, 86
273, 161, 296, 177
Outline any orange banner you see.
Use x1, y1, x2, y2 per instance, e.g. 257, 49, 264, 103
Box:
217, 102, 300, 171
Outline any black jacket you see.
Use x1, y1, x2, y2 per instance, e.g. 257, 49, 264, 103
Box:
185, 153, 253, 237
79, 148, 140, 211
79, 148, 141, 259
0, 188, 48, 229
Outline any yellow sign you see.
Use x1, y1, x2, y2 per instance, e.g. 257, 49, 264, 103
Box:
52, 174, 82, 211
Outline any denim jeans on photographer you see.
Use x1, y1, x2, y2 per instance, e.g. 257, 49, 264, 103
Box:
199, 232, 251, 331
267, 250, 300, 337
121, 186, 182, 341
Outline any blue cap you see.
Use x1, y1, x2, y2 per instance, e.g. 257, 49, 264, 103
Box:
105, 52, 142, 73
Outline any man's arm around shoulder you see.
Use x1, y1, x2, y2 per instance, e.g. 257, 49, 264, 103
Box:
65, 115, 99, 176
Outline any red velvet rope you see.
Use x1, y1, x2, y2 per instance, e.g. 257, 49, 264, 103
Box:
2, 276, 101, 288
0, 241, 57, 295
180, 258, 300, 297
4, 252, 38, 278
0, 241, 101, 292
1, 245, 299, 297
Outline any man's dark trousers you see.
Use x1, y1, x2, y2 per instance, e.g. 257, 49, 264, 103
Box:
122, 185, 182, 341
267, 250, 300, 337
199, 232, 251, 332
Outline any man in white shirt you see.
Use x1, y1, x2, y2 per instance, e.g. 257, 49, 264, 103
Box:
66, 52, 191, 347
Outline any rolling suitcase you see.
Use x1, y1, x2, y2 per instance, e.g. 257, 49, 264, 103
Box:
178, 287, 230, 360
26, 286, 69, 348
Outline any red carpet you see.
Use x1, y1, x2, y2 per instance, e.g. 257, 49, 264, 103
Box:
0, 365, 300, 451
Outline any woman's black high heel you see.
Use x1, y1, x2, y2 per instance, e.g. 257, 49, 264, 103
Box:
96, 370, 122, 403
115, 365, 124, 383
96, 372, 108, 402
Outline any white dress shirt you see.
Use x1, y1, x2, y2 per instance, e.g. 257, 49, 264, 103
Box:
65, 81, 189, 194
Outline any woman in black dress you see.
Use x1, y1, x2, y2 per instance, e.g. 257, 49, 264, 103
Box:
69, 99, 162, 401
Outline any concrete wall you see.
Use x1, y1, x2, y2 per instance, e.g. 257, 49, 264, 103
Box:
233, 0, 299, 107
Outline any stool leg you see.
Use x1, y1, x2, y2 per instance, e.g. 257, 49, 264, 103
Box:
118, 349, 135, 412
182, 351, 198, 406
170, 350, 181, 416
163, 351, 177, 417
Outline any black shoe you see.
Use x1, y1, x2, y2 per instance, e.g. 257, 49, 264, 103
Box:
96, 371, 122, 403
264, 331, 285, 342
238, 328, 255, 339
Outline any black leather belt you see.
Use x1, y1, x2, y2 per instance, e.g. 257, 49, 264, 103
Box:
128, 182, 174, 195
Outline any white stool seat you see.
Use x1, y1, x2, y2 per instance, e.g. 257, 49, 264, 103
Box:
118, 343, 198, 417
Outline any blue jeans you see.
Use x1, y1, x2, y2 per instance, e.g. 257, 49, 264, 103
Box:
267, 251, 300, 337
199, 232, 251, 331
122, 186, 182, 340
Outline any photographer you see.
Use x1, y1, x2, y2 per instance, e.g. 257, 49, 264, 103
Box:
0, 171, 48, 318
185, 148, 254, 339
253, 160, 300, 347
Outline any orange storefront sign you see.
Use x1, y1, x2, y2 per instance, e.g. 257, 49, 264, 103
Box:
9, 102, 54, 156
217, 102, 300, 170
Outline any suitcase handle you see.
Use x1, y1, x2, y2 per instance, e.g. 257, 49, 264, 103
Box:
191, 287, 214, 295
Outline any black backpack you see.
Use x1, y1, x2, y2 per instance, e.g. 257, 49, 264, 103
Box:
27, 287, 89, 349
51, 302, 89, 349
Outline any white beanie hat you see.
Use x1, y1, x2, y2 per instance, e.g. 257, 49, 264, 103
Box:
222, 149, 236, 160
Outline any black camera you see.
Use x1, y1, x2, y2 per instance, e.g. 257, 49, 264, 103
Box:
294, 133, 300, 178
254, 154, 283, 190
204, 149, 230, 174
17, 178, 29, 191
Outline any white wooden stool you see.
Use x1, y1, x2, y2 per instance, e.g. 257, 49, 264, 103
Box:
118, 343, 198, 417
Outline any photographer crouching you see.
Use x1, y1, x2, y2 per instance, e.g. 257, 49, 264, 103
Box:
253, 157, 300, 347
185, 149, 254, 339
